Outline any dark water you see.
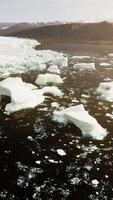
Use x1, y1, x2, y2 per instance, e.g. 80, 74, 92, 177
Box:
1, 47, 113, 199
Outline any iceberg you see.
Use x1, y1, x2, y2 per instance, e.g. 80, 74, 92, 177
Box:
96, 81, 113, 102
53, 104, 107, 140
35, 73, 63, 86
73, 63, 95, 70
0, 36, 68, 77
47, 65, 60, 74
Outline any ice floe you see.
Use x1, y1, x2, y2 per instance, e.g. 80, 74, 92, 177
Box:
0, 36, 68, 77
51, 102, 59, 108
96, 81, 113, 102
106, 113, 113, 119
0, 77, 63, 113
35, 73, 63, 86
99, 62, 111, 67
73, 63, 95, 70
42, 86, 63, 97
56, 149, 66, 156
0, 77, 45, 114
50, 56, 68, 67
47, 65, 60, 74
53, 104, 107, 140
71, 55, 91, 60
91, 179, 99, 187
108, 53, 113, 57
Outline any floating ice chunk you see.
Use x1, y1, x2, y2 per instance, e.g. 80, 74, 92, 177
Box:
35, 73, 63, 86
57, 149, 66, 156
47, 65, 60, 74
108, 53, 113, 57
35, 161, 41, 165
0, 77, 45, 114
73, 63, 95, 70
99, 62, 111, 67
0, 36, 68, 77
42, 86, 63, 97
96, 81, 113, 102
48, 159, 58, 163
91, 179, 99, 187
53, 104, 107, 140
70, 177, 81, 185
51, 102, 59, 108
71, 55, 91, 60
50, 57, 68, 67
106, 113, 113, 119
103, 78, 112, 82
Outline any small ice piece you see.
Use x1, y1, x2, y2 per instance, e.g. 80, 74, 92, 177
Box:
51, 57, 68, 67
42, 86, 63, 97
73, 63, 95, 70
99, 62, 111, 67
91, 179, 99, 187
57, 149, 66, 156
35, 161, 41, 165
53, 104, 107, 140
35, 73, 63, 86
0, 77, 45, 113
51, 102, 59, 108
27, 136, 33, 141
103, 78, 112, 82
108, 53, 113, 57
70, 177, 81, 185
47, 65, 60, 74
71, 55, 91, 60
96, 81, 113, 102
106, 113, 113, 119
48, 159, 58, 163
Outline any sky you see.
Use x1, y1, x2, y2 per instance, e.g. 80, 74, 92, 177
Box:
1, 0, 113, 22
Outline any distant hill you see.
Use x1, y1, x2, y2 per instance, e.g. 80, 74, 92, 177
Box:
0, 23, 15, 30
0, 22, 63, 36
1, 21, 113, 43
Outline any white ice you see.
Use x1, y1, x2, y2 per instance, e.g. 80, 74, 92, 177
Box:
0, 77, 44, 114
96, 81, 113, 102
57, 149, 66, 156
99, 62, 111, 67
47, 65, 60, 74
53, 104, 107, 140
0, 36, 68, 77
91, 179, 99, 187
0, 77, 63, 113
42, 86, 63, 97
73, 63, 95, 70
35, 73, 63, 86
71, 55, 91, 60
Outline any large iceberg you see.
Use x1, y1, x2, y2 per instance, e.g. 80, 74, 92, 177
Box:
53, 104, 107, 140
0, 36, 68, 77
0, 77, 63, 114
35, 73, 63, 86
96, 81, 113, 102
73, 63, 95, 70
